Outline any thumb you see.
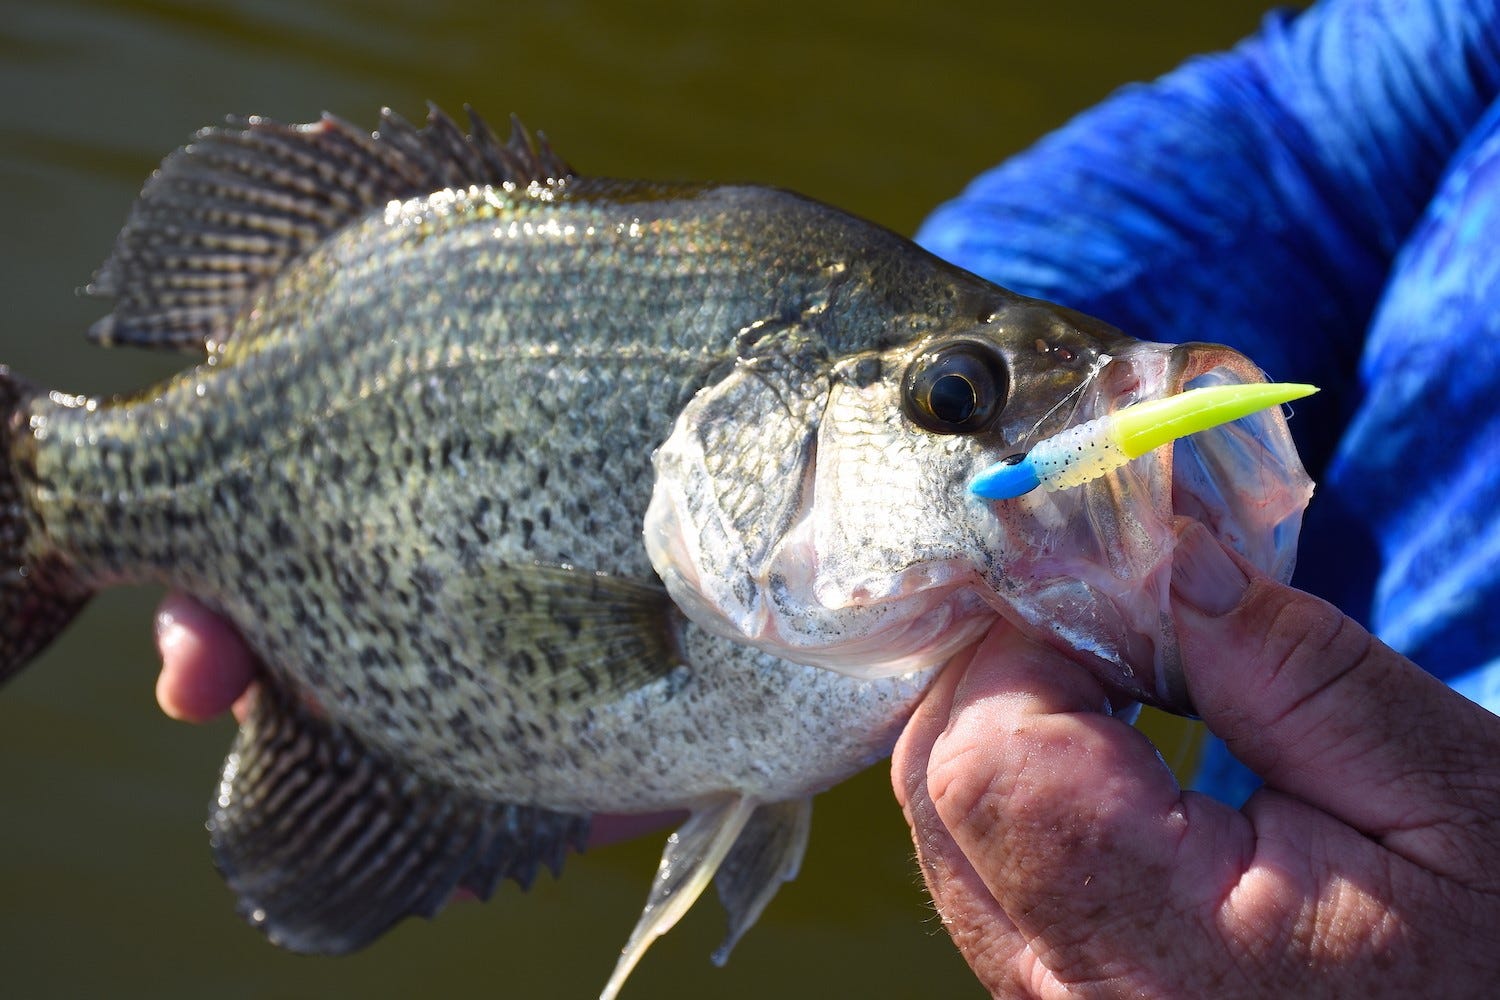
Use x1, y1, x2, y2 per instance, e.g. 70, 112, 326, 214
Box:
1171, 521, 1500, 889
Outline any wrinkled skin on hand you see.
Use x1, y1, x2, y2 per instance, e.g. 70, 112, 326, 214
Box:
893, 522, 1500, 998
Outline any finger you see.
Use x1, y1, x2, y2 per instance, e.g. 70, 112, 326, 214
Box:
927, 625, 1258, 990
891, 638, 1033, 996
154, 593, 258, 723
1172, 520, 1500, 888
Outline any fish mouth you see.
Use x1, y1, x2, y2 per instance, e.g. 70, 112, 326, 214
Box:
644, 331, 1311, 712
1159, 343, 1310, 584
1118, 339, 1308, 587
991, 339, 1313, 714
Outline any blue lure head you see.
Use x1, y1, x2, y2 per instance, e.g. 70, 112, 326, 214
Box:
969, 453, 1040, 499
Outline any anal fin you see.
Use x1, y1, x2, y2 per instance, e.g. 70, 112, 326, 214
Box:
209, 680, 589, 954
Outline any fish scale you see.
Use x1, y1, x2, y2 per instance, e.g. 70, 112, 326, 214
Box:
0, 106, 1314, 998
9, 107, 964, 940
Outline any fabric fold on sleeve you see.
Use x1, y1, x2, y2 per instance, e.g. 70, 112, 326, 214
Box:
917, 0, 1500, 477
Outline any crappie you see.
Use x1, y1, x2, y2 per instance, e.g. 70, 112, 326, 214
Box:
0, 107, 1312, 996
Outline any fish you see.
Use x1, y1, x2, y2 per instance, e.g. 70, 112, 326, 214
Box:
0, 105, 1313, 997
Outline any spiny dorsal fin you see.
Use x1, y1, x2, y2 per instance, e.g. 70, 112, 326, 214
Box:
209, 679, 590, 955
87, 104, 573, 352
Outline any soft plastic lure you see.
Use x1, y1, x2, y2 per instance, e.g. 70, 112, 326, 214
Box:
969, 382, 1318, 500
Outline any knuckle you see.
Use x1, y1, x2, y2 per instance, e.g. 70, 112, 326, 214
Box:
1251, 585, 1373, 694
1234, 584, 1382, 736
926, 733, 1009, 843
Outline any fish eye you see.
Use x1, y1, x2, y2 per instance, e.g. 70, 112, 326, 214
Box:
902, 340, 1009, 434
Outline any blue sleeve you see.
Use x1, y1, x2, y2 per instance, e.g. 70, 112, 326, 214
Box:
914, 0, 1500, 802
917, 0, 1500, 483
1327, 103, 1500, 679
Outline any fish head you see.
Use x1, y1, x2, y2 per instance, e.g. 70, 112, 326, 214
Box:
644, 295, 1312, 714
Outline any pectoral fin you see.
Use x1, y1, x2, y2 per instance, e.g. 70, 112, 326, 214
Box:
478, 564, 683, 706
210, 680, 589, 954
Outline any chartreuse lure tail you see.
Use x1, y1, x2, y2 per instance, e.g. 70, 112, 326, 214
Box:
969, 382, 1318, 500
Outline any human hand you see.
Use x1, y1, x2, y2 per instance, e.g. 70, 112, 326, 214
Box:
893, 522, 1500, 996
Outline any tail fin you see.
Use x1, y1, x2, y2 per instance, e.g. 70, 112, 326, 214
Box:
1, 366, 91, 683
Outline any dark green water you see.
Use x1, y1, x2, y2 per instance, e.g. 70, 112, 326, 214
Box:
0, 2, 1279, 997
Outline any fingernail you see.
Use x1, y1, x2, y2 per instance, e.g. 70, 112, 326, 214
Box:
154, 607, 182, 646
154, 593, 207, 647
1172, 523, 1248, 617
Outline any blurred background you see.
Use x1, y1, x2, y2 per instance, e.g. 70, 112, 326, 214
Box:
0, 1, 1287, 997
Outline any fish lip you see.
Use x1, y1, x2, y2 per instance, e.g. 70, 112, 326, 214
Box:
1090, 339, 1268, 416
1155, 343, 1253, 716
1166, 340, 1271, 394
1067, 339, 1287, 716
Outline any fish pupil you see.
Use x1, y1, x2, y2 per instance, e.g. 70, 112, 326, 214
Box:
929, 374, 977, 423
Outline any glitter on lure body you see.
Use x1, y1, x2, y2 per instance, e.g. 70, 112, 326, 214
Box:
969, 382, 1319, 500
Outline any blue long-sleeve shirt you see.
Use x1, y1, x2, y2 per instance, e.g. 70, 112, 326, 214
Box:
915, 0, 1500, 800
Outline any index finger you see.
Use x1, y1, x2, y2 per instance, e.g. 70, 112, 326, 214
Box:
1172, 522, 1500, 889
891, 637, 1032, 997
892, 624, 1253, 994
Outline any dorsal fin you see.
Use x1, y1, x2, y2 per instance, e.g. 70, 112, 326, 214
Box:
86, 104, 573, 351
